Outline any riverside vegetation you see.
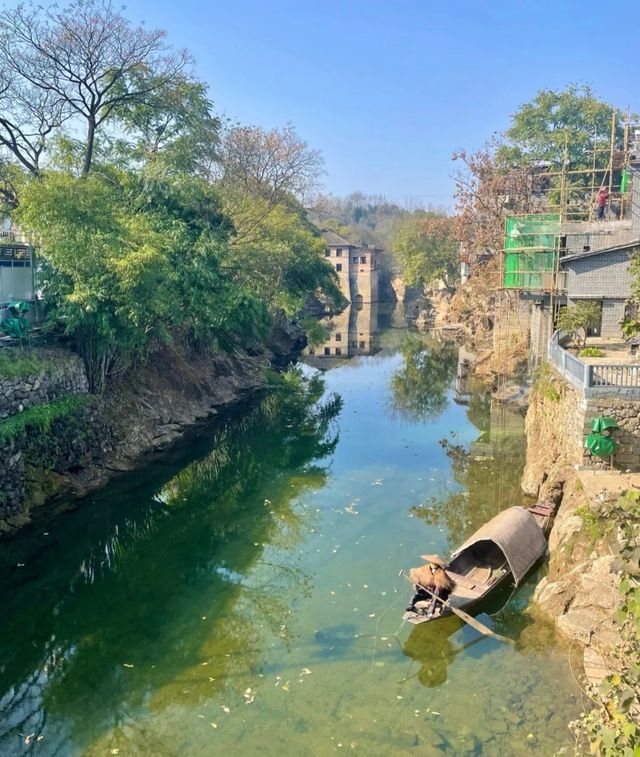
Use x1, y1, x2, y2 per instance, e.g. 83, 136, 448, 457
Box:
0, 0, 342, 394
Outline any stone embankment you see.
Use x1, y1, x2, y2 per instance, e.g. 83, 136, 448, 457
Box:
0, 314, 306, 537
522, 367, 638, 684
0, 350, 87, 419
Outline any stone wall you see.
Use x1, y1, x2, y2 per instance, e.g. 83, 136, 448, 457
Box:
583, 397, 640, 469
523, 366, 640, 491
0, 397, 113, 534
0, 350, 88, 420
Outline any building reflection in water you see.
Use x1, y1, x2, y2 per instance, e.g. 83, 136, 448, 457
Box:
305, 303, 380, 368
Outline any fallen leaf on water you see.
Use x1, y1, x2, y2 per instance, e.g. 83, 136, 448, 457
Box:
374, 662, 384, 668
300, 668, 312, 676
245, 695, 255, 704
368, 613, 375, 618
221, 706, 230, 714
197, 715, 205, 719
210, 722, 218, 729
208, 677, 215, 682
123, 663, 134, 668
110, 750, 119, 755
281, 681, 290, 691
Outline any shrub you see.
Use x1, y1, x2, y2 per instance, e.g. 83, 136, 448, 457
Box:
579, 347, 606, 357
0, 351, 47, 380
0, 396, 89, 444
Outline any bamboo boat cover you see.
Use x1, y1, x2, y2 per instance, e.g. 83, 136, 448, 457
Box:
450, 506, 547, 585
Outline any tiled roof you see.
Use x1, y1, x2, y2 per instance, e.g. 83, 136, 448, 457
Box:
561, 237, 640, 264
320, 229, 355, 247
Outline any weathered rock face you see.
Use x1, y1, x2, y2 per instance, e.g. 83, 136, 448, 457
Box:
524, 381, 623, 681
263, 312, 307, 366
521, 378, 585, 497
532, 474, 621, 672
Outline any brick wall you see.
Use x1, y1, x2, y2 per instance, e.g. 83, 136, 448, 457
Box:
565, 248, 634, 299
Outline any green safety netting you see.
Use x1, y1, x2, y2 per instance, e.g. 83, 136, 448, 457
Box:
585, 433, 617, 458
591, 416, 619, 433
621, 169, 629, 194
504, 214, 561, 289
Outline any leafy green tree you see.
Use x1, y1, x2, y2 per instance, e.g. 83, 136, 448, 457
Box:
220, 199, 341, 316
116, 75, 220, 176
389, 336, 457, 422
0, 0, 189, 176
15, 168, 265, 391
496, 84, 621, 171
392, 213, 459, 289
557, 301, 602, 348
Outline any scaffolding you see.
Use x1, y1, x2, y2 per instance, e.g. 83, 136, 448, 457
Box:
504, 214, 561, 290
500, 110, 640, 295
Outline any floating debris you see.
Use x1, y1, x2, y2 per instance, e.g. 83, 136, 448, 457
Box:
123, 663, 134, 668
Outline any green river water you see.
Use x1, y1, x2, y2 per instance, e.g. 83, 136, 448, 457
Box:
0, 305, 582, 756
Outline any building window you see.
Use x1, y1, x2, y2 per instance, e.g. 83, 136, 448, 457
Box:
359, 341, 366, 349
336, 263, 342, 272
324, 347, 330, 356
308, 348, 315, 355
360, 256, 366, 264
336, 248, 342, 257
335, 333, 341, 341
352, 256, 358, 263
324, 250, 330, 257
335, 347, 342, 355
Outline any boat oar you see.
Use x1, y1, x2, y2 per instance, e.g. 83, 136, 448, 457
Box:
401, 571, 516, 646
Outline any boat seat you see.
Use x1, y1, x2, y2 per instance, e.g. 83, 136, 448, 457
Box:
467, 566, 492, 584
445, 570, 486, 598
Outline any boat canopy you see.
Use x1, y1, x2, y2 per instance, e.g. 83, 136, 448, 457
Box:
450, 506, 547, 585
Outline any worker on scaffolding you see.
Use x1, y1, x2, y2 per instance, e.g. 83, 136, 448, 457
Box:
596, 187, 610, 220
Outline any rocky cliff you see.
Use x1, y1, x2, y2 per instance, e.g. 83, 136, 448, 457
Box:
522, 369, 626, 687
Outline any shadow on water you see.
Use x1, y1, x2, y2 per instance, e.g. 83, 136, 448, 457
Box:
0, 372, 342, 755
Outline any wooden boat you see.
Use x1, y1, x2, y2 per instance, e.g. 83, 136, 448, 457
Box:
403, 501, 556, 626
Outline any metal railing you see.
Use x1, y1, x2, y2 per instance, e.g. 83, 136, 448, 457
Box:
548, 331, 640, 394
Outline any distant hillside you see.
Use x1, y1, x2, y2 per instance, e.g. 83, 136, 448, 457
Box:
310, 192, 410, 251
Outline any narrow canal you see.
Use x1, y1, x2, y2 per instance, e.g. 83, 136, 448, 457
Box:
0, 305, 581, 756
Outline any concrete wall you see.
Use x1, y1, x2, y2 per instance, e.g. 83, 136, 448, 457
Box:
562, 220, 634, 256
325, 244, 380, 303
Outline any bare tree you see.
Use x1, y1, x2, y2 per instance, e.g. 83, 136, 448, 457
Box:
0, 70, 68, 176
0, 0, 190, 176
216, 123, 324, 204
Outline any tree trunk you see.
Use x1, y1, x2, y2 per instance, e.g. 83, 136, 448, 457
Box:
82, 117, 96, 177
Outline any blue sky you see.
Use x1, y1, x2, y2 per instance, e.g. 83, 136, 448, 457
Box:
126, 0, 640, 207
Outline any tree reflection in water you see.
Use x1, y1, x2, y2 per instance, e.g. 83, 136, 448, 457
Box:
389, 335, 458, 422
0, 371, 342, 754
411, 398, 527, 547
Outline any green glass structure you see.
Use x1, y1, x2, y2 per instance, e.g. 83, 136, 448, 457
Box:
504, 213, 561, 289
